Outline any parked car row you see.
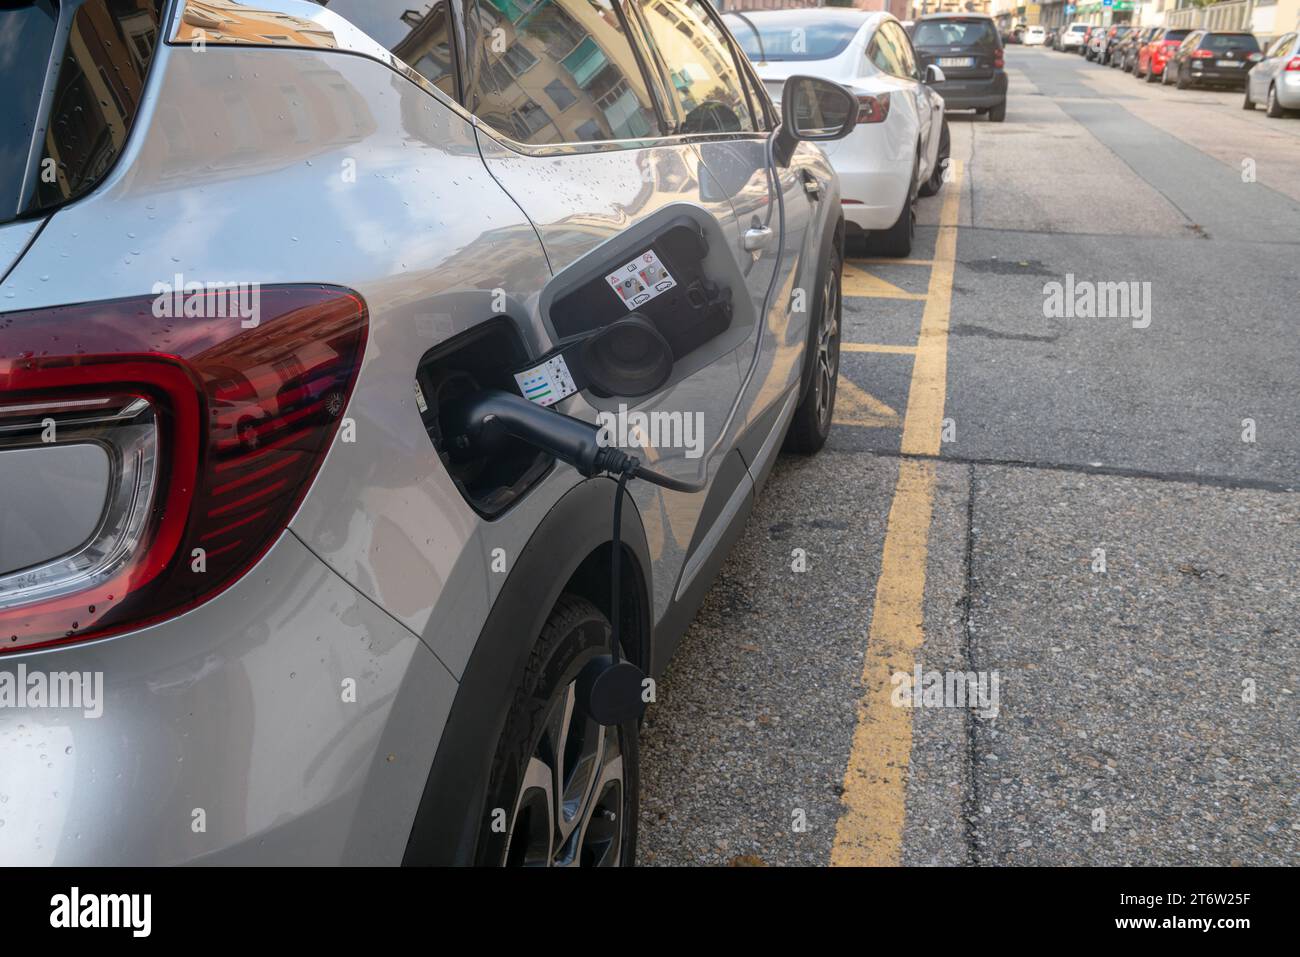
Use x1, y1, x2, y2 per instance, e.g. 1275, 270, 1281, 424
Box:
2, 0, 1014, 867
1056, 21, 1299, 118
0, 0, 864, 868
726, 9, 983, 258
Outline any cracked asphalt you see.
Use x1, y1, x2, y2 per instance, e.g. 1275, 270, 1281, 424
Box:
638, 46, 1299, 866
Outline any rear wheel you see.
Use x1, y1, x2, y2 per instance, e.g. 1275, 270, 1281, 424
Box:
1176, 64, 1190, 89
784, 246, 842, 454
1267, 84, 1286, 118
988, 98, 1007, 122
477, 596, 638, 867
867, 152, 918, 258
1242, 84, 1254, 110
918, 120, 950, 197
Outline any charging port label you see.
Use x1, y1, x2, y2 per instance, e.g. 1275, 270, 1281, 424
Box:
606, 249, 676, 310
514, 354, 577, 407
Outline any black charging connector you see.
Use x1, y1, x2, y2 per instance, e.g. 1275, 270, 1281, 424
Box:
440, 389, 707, 493
440, 389, 706, 726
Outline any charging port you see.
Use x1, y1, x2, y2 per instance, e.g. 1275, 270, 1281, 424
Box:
416, 320, 551, 517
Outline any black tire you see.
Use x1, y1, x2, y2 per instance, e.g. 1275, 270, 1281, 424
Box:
1162, 63, 1174, 85
784, 245, 842, 455
918, 120, 950, 197
867, 152, 918, 258
1176, 64, 1190, 89
1242, 84, 1254, 110
476, 595, 639, 867
988, 98, 1007, 122
1267, 84, 1286, 118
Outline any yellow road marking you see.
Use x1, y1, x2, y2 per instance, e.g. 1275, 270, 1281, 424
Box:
849, 258, 935, 267
841, 342, 917, 356
833, 378, 900, 428
842, 264, 928, 301
901, 170, 961, 458
830, 161, 963, 867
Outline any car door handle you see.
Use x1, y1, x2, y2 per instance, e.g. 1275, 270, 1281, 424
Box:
743, 226, 774, 251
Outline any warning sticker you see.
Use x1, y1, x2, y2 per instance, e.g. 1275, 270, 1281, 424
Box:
605, 249, 676, 311
514, 353, 577, 407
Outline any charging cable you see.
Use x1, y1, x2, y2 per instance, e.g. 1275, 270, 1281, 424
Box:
441, 389, 706, 724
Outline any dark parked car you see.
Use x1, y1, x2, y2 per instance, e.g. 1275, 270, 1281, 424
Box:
1084, 25, 1106, 59
1165, 30, 1261, 89
1101, 25, 1133, 66
911, 12, 1009, 121
1116, 27, 1160, 73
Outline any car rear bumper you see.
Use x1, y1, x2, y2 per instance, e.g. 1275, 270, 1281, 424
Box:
0, 532, 457, 865
838, 171, 910, 231
1278, 72, 1300, 108
930, 73, 1008, 110
1188, 64, 1251, 86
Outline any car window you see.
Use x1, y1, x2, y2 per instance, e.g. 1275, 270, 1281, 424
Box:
314, 0, 458, 97
0, 0, 59, 222
1267, 33, 1297, 58
888, 21, 919, 78
868, 23, 905, 76
461, 0, 662, 146
723, 12, 866, 62
637, 0, 757, 135
21, 0, 167, 220
1203, 33, 1260, 53
912, 18, 998, 50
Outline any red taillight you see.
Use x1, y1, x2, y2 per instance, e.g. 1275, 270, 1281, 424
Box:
856, 92, 891, 124
1192, 50, 1214, 59
994, 48, 1004, 69
1285, 57, 1300, 71
0, 286, 367, 654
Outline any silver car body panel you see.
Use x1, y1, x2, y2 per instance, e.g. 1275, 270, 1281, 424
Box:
0, 531, 457, 865
1248, 33, 1300, 109
0, 0, 842, 863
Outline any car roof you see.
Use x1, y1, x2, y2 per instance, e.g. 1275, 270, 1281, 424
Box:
918, 12, 994, 20
721, 8, 883, 28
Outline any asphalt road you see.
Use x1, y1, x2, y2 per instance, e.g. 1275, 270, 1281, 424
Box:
638, 46, 1299, 866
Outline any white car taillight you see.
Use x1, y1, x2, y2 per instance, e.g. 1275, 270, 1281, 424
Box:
0, 394, 160, 617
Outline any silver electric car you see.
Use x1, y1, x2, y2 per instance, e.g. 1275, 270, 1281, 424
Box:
0, 0, 853, 865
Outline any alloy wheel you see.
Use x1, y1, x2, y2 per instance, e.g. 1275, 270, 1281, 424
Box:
505, 679, 626, 866
814, 263, 841, 430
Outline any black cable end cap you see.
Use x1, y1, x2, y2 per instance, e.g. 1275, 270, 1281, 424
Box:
576, 655, 646, 727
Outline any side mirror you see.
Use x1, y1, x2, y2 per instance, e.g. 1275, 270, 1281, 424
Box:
774, 75, 858, 166
925, 64, 947, 84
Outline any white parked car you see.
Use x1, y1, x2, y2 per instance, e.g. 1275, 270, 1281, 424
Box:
1059, 22, 1089, 51
1024, 25, 1046, 46
725, 9, 949, 258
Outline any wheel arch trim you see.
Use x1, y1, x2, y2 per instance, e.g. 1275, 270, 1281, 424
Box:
402, 476, 652, 865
